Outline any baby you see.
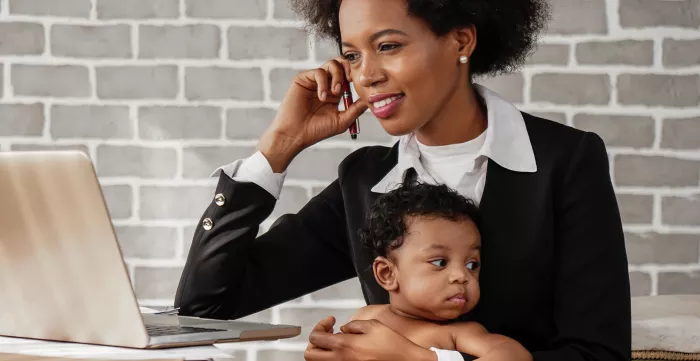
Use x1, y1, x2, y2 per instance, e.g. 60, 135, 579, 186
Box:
350, 182, 531, 360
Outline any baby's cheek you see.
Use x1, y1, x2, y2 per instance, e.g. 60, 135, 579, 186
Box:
402, 277, 438, 303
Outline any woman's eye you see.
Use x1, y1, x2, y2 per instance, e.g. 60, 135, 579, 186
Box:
343, 53, 359, 62
379, 43, 401, 52
466, 261, 480, 271
431, 259, 447, 267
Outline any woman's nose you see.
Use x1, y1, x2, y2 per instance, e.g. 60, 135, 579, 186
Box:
356, 58, 386, 88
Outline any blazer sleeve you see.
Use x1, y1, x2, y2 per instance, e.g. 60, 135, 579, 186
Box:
534, 132, 631, 361
174, 153, 363, 320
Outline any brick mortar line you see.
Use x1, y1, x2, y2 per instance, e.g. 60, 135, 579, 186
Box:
652, 115, 663, 150
131, 23, 139, 59
653, 37, 664, 69
88, 65, 97, 100
176, 65, 185, 100
609, 69, 618, 106
653, 193, 663, 229
9, 138, 700, 157
650, 269, 659, 296
0, 137, 383, 149
607, 148, 700, 159
625, 225, 700, 233
43, 22, 51, 56
175, 226, 185, 260
629, 264, 700, 273
2, 99, 699, 117
1, 62, 9, 99
1, 98, 286, 108
41, 99, 50, 139
0, 16, 305, 27
218, 106, 227, 140
3, 57, 700, 73
266, 0, 274, 20
89, 0, 96, 20
261, 65, 271, 102
1, 15, 697, 39
605, 0, 622, 35
0, 57, 319, 68
218, 24, 227, 60
615, 187, 700, 196
542, 30, 700, 42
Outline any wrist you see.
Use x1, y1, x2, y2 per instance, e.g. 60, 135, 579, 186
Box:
257, 131, 302, 173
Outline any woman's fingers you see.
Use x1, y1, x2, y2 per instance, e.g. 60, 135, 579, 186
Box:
312, 316, 336, 333
312, 68, 330, 101
323, 59, 347, 96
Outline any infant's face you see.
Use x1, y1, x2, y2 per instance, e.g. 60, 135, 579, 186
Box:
391, 215, 481, 321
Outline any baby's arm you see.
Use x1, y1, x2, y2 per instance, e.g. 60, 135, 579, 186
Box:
451, 322, 532, 361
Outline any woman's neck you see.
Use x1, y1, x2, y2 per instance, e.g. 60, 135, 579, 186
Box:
414, 83, 487, 146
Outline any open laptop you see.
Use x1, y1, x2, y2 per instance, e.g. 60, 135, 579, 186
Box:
0, 151, 301, 349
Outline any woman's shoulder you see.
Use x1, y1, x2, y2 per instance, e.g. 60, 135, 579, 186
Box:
521, 112, 607, 168
337, 142, 399, 181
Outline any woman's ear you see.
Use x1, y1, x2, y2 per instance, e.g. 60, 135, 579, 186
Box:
452, 25, 477, 57
372, 256, 398, 292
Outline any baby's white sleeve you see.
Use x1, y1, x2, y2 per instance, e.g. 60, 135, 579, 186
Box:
429, 347, 466, 361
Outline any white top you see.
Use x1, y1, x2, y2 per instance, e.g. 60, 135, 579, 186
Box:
212, 84, 538, 202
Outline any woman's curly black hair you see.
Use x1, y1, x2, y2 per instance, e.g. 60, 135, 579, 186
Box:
290, 0, 551, 76
359, 181, 481, 259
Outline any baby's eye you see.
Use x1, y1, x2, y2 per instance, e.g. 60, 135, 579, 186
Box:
431, 259, 447, 267
466, 261, 480, 271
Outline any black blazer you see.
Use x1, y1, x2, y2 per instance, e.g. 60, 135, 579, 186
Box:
175, 113, 631, 361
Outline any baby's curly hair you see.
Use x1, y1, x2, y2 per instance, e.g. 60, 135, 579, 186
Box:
359, 181, 481, 259
290, 0, 551, 76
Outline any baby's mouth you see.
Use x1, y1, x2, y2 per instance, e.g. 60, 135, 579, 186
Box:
447, 294, 467, 306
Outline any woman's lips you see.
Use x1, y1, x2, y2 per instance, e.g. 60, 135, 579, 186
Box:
370, 94, 405, 119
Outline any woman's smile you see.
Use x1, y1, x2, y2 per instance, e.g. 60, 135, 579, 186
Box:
370, 94, 406, 119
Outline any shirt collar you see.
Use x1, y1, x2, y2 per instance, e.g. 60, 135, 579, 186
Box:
372, 84, 537, 193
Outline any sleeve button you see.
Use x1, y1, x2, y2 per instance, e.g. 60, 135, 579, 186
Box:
202, 218, 214, 230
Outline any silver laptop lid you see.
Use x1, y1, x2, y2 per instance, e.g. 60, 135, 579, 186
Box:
0, 151, 149, 348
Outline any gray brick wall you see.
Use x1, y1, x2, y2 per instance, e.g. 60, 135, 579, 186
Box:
0, 0, 698, 358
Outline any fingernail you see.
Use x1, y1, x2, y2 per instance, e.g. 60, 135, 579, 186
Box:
321, 91, 327, 101
334, 83, 341, 94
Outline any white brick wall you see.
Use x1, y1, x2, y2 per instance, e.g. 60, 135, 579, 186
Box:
0, 0, 699, 359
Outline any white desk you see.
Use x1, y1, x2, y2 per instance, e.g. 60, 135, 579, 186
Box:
0, 336, 238, 360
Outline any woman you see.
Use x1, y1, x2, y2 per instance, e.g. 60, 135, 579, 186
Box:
174, 0, 631, 360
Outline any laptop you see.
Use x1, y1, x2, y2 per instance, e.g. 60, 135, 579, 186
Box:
0, 151, 301, 349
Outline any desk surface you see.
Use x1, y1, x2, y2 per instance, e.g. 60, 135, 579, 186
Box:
0, 336, 238, 360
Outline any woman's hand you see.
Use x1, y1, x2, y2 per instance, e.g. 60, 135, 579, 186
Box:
304, 317, 438, 361
257, 57, 368, 173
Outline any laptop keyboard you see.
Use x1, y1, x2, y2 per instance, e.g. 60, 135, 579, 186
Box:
146, 324, 220, 336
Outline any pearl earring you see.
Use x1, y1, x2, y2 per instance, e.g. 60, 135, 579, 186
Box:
459, 55, 469, 64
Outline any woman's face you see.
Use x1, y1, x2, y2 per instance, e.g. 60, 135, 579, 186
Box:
338, 0, 467, 137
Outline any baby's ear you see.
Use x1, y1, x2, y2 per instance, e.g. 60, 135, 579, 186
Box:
372, 256, 398, 292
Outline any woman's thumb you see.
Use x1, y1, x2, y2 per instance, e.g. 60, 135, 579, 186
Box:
339, 319, 372, 334
337, 99, 368, 130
